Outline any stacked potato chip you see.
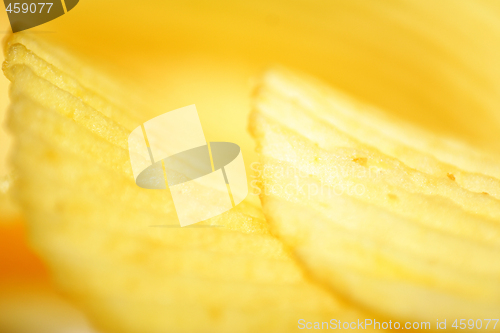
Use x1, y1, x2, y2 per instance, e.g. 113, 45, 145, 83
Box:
6, 5, 500, 330
3, 33, 379, 333
250, 67, 500, 322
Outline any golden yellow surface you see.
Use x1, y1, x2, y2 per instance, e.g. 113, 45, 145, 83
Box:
2, 0, 500, 332
250, 67, 500, 323
3, 31, 380, 332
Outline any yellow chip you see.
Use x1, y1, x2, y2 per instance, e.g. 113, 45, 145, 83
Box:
250, 67, 500, 322
4, 33, 378, 332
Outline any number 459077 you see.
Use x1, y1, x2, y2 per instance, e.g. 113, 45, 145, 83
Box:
6, 3, 53, 14
452, 319, 498, 329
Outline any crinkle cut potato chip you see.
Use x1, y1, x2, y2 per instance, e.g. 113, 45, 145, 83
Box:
250, 67, 500, 323
3, 33, 380, 332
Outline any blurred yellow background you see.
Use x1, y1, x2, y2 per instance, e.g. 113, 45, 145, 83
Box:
2, 0, 500, 331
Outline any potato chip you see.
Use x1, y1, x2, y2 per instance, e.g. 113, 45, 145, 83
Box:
4, 33, 379, 332
256, 67, 500, 199
250, 67, 500, 322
